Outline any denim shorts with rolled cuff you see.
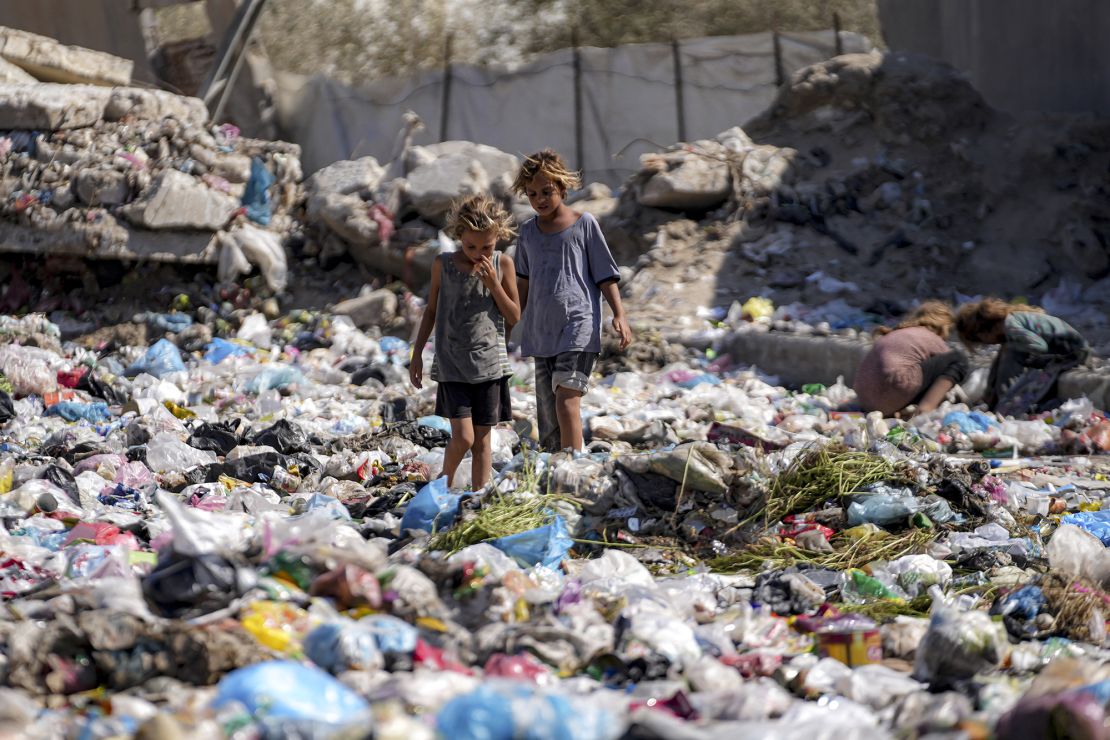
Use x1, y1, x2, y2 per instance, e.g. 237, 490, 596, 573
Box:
534, 351, 597, 451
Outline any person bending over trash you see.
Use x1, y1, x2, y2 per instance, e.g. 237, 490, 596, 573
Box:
853, 301, 968, 418
512, 149, 632, 452
409, 195, 521, 489
957, 298, 1090, 417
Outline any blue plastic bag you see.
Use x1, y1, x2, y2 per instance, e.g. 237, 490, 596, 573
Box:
942, 411, 996, 434
359, 614, 419, 654
125, 338, 185, 378
491, 515, 572, 569
847, 484, 920, 526
418, 415, 452, 434
300, 493, 351, 520
44, 401, 111, 422
399, 477, 460, 532
245, 366, 304, 393
213, 661, 371, 726
436, 681, 620, 740
242, 156, 274, 226
304, 621, 382, 674
1061, 511, 1110, 546
204, 338, 253, 364
143, 313, 193, 334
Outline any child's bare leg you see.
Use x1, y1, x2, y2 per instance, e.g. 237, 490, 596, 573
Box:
443, 418, 475, 488
555, 387, 585, 451
471, 425, 493, 489
914, 377, 956, 414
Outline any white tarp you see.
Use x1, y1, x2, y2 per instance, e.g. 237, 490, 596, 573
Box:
276, 30, 870, 186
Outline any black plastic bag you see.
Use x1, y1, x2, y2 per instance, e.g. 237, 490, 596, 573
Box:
0, 390, 13, 423
76, 372, 125, 405
42, 465, 81, 506
142, 549, 254, 619
251, 419, 310, 455
188, 422, 241, 456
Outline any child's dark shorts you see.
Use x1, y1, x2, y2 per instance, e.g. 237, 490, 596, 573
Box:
435, 376, 512, 426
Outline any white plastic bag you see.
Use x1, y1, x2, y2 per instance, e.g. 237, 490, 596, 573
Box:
145, 432, 217, 473
236, 313, 273, 348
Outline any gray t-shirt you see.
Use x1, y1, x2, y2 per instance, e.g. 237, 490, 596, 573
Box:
515, 212, 620, 357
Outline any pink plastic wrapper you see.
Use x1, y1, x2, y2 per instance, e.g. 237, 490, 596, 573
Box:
483, 652, 555, 685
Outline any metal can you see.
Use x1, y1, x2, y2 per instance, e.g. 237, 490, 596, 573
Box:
815, 624, 883, 667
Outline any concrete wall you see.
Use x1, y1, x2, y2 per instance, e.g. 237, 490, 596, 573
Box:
878, 0, 1110, 115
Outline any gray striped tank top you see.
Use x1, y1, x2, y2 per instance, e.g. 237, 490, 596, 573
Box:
430, 252, 512, 383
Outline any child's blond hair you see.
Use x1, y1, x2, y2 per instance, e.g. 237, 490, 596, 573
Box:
875, 300, 955, 339
512, 149, 582, 196
445, 194, 515, 241
957, 298, 1044, 345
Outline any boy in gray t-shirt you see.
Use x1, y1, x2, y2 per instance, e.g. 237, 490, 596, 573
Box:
512, 149, 632, 452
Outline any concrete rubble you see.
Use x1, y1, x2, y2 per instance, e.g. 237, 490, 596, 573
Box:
0, 26, 133, 87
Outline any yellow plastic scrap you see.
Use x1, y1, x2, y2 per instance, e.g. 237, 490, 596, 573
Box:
741, 296, 775, 321
241, 600, 314, 654
163, 401, 196, 420
842, 523, 891, 541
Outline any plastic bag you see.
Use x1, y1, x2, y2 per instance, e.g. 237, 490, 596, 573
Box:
1047, 525, 1110, 589
884, 555, 952, 598
217, 224, 288, 292
145, 432, 217, 473
125, 338, 185, 379
647, 442, 729, 495
913, 592, 1009, 686
213, 661, 372, 733
942, 411, 996, 434
0, 345, 57, 397
399, 477, 461, 533
846, 485, 920, 526
244, 365, 304, 393
305, 620, 384, 674
1061, 511, 1110, 546
0, 389, 13, 423
204, 338, 253, 364
491, 516, 573, 570
143, 548, 254, 619
435, 681, 621, 740
995, 689, 1106, 740
251, 419, 310, 455
242, 156, 274, 225
44, 401, 111, 423
188, 422, 241, 455
237, 313, 272, 348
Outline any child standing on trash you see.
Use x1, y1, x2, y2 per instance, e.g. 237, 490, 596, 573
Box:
409, 195, 521, 489
957, 298, 1090, 416
513, 149, 632, 452
853, 301, 969, 418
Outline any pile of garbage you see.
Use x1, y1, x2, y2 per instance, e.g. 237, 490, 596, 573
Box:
0, 310, 1108, 738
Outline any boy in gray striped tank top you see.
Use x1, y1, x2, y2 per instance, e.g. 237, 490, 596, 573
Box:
409, 195, 521, 489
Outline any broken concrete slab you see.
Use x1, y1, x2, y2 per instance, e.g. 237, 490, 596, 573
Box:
121, 170, 239, 231
75, 169, 130, 207
0, 57, 36, 84
406, 154, 490, 224
318, 193, 381, 247
413, 141, 519, 197
638, 152, 731, 210
0, 83, 110, 130
306, 156, 385, 199
105, 88, 208, 128
0, 26, 132, 86
331, 289, 399, 329
0, 220, 217, 264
